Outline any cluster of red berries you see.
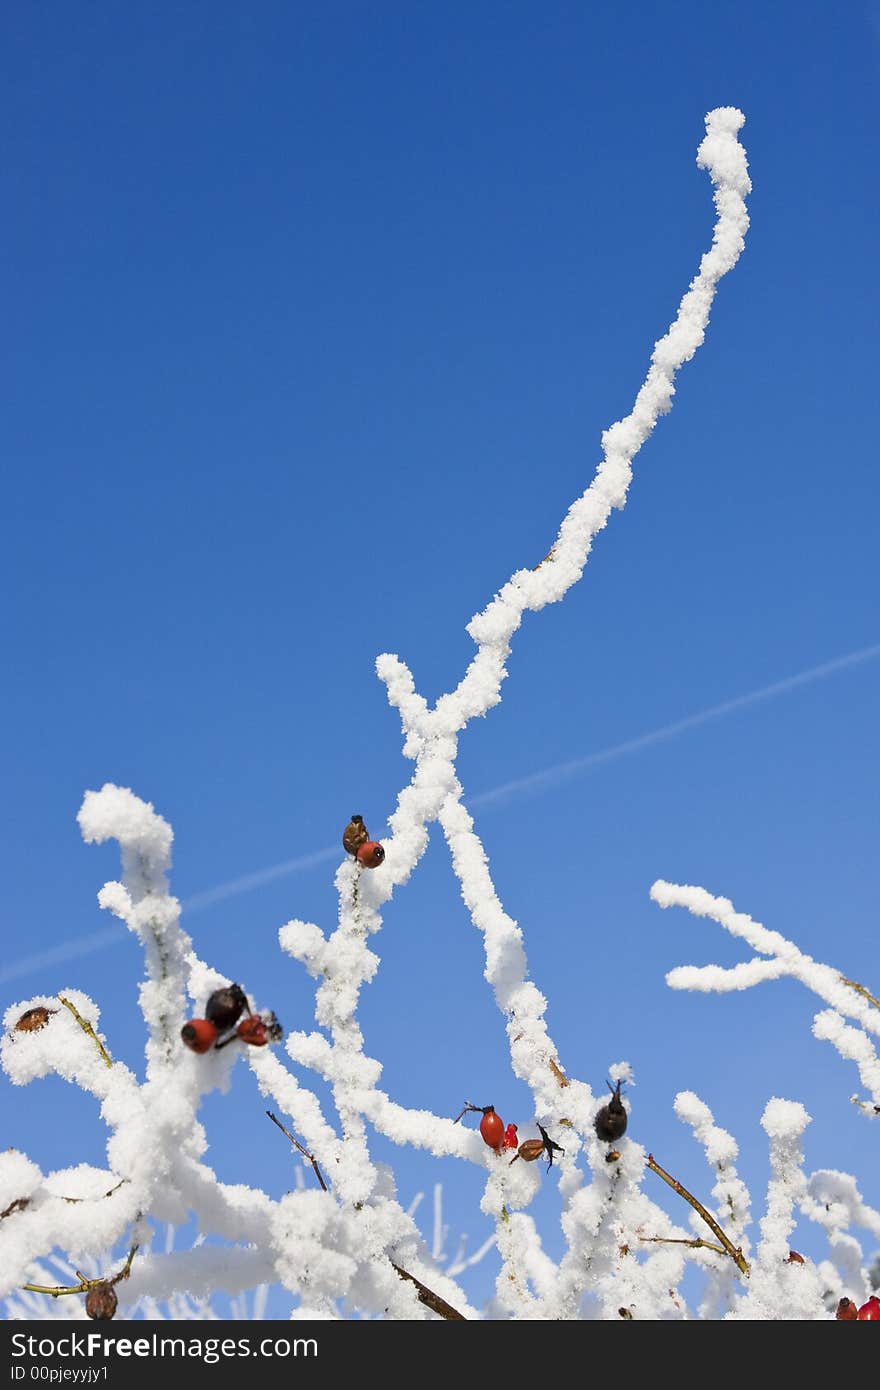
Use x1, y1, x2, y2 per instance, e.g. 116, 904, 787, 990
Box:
181, 984, 282, 1055
456, 1103, 564, 1171
343, 814, 385, 869
836, 1295, 880, 1320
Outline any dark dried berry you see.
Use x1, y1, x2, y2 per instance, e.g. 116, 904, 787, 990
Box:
786, 1250, 805, 1265
836, 1297, 858, 1320
205, 984, 249, 1031
595, 1080, 628, 1143
15, 1007, 55, 1033
356, 841, 385, 869
343, 815, 369, 856
85, 1282, 118, 1320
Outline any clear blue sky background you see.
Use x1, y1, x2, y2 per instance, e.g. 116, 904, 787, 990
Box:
3, 2, 878, 1315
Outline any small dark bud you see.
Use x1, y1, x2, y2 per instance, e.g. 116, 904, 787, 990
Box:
595, 1080, 628, 1143
205, 984, 249, 1031
15, 1007, 55, 1033
85, 1282, 118, 1320
605, 1149, 621, 1163
618, 1307, 633, 1319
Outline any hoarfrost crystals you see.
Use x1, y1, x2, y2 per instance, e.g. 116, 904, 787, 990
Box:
6, 111, 870, 1321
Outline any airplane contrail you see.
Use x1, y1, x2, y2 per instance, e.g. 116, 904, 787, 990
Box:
3, 641, 877, 988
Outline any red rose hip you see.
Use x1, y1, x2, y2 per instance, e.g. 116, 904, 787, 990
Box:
356, 841, 385, 869
858, 1296, 880, 1320
238, 1012, 283, 1047
479, 1107, 505, 1151
181, 1019, 218, 1053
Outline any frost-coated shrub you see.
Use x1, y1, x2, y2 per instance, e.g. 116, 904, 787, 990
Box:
2, 109, 877, 1322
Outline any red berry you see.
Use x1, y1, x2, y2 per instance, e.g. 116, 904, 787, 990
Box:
205, 984, 249, 1030
479, 1107, 505, 1151
238, 1011, 283, 1047
356, 841, 385, 868
837, 1297, 859, 1320
181, 1019, 218, 1053
504, 1124, 519, 1149
857, 1296, 880, 1320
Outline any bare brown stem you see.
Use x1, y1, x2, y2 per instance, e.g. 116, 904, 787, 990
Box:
58, 997, 112, 1068
266, 1111, 329, 1192
0, 1198, 29, 1220
390, 1262, 466, 1320
22, 1244, 138, 1298
61, 1179, 128, 1204
646, 1154, 749, 1278
839, 975, 880, 1011
639, 1235, 728, 1258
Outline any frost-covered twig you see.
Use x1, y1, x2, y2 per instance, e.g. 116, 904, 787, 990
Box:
652, 881, 880, 1106
266, 1111, 329, 1192
58, 996, 113, 1068
646, 1154, 749, 1277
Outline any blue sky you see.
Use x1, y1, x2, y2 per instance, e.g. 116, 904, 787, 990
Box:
3, 3, 879, 1313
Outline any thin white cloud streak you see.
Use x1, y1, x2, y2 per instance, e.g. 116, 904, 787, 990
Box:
3, 642, 878, 988
470, 641, 880, 808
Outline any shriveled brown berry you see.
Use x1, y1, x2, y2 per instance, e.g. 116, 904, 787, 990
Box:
605, 1149, 622, 1163
786, 1250, 805, 1264
85, 1281, 118, 1320
343, 815, 369, 856
618, 1307, 633, 1319
515, 1138, 546, 1163
15, 1007, 55, 1033
836, 1297, 858, 1320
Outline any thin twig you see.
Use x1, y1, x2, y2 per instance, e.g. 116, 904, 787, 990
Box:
58, 997, 112, 1068
639, 1235, 728, 1258
839, 975, 880, 1011
61, 1179, 128, 1204
646, 1154, 749, 1278
390, 1262, 466, 1320
22, 1244, 138, 1298
1, 1198, 29, 1220
266, 1111, 329, 1192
